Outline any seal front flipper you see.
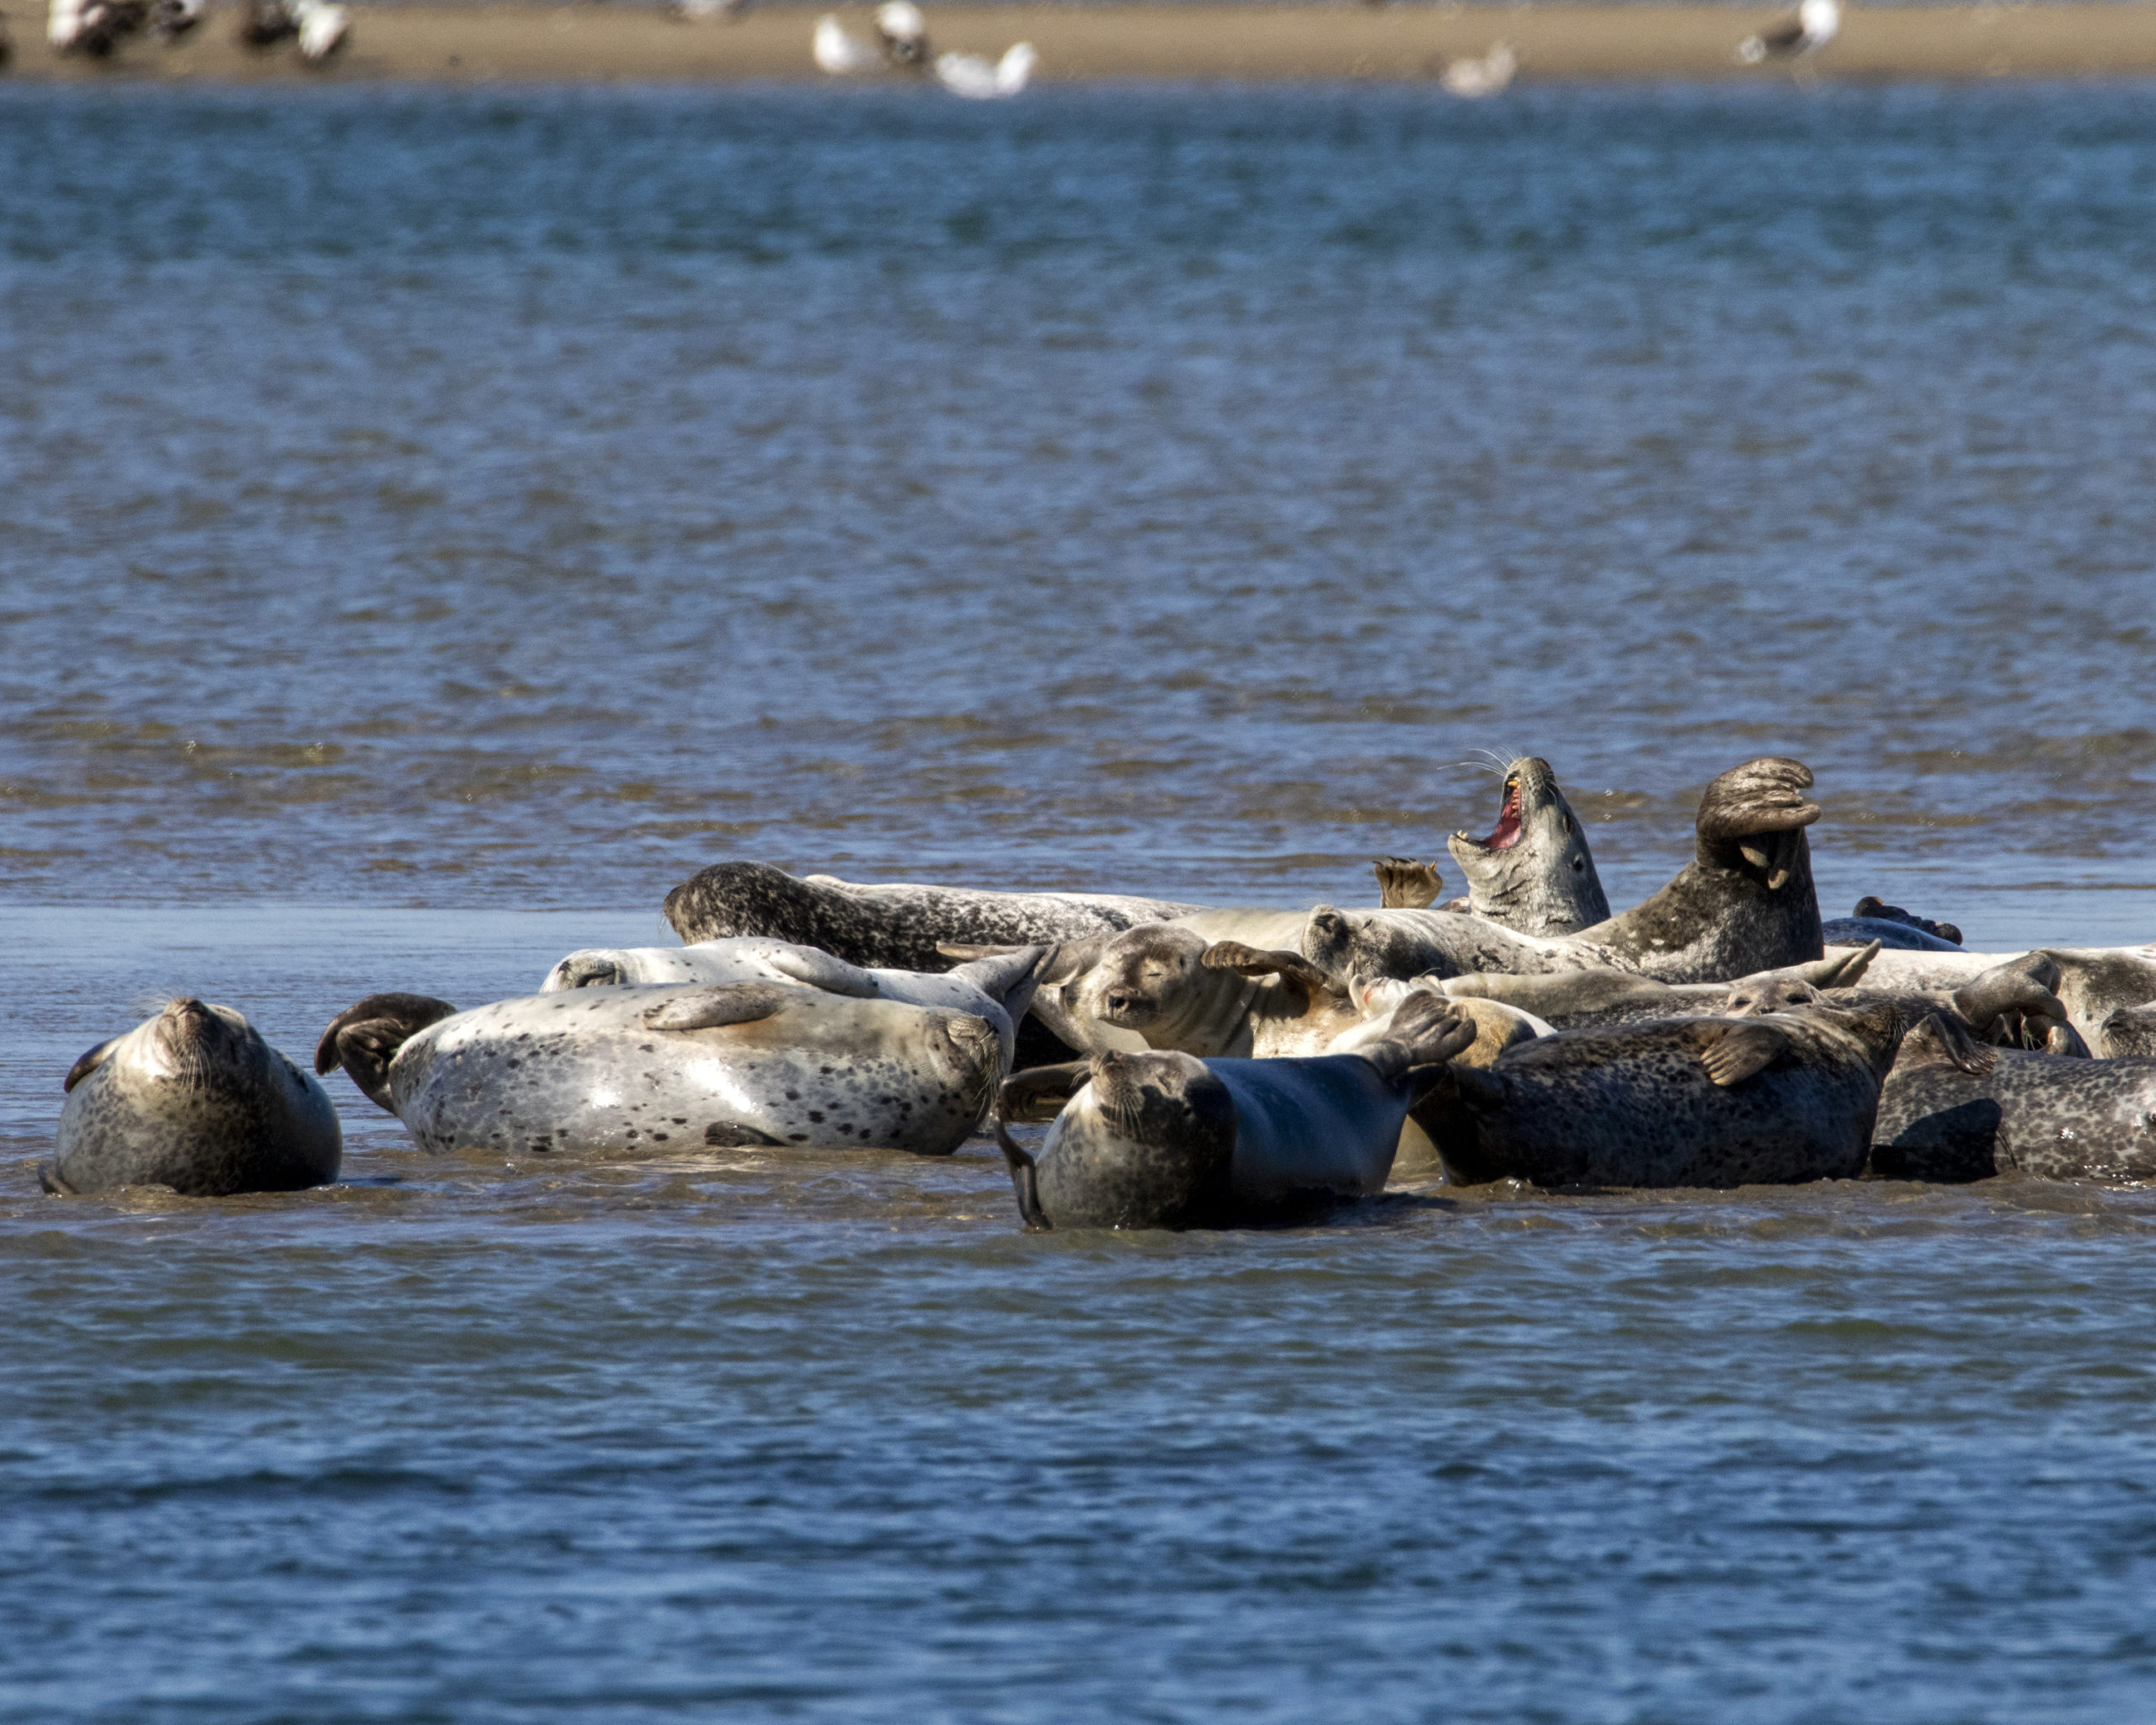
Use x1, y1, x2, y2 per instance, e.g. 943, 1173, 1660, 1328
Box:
316, 993, 460, 1112
642, 983, 790, 1032
1897, 1011, 1999, 1077
761, 947, 880, 997
1952, 957, 2083, 1055
1198, 941, 1342, 1000
998, 1060, 1091, 1124
63, 1038, 118, 1093
1374, 857, 1444, 911
995, 1120, 1052, 1231
1695, 757, 1821, 891
1693, 1020, 1790, 1087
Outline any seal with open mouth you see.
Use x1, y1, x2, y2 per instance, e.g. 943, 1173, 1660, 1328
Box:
316, 982, 1006, 1158
44, 998, 341, 1198
1439, 756, 1610, 935
993, 991, 1478, 1230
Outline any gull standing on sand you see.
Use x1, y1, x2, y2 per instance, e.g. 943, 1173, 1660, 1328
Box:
1439, 40, 1515, 97
934, 40, 1035, 98
812, 12, 878, 72
1737, 0, 1839, 62
875, 0, 927, 64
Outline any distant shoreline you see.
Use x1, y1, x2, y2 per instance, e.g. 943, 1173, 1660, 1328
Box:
12, 3, 2156, 84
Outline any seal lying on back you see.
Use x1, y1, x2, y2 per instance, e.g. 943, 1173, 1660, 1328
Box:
662, 865, 1199, 975
1374, 756, 1611, 935
540, 939, 1044, 1071
994, 992, 1479, 1230
43, 997, 341, 1198
317, 982, 1006, 1157
1412, 998, 1903, 1188
1865, 1016, 2156, 1183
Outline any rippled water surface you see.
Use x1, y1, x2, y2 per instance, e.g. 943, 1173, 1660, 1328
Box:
5, 83, 2156, 1721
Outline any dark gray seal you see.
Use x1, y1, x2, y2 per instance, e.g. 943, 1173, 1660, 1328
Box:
317, 981, 1006, 1158
1411, 998, 1903, 1188
43, 997, 341, 1198
1869, 1014, 2156, 1183
994, 991, 1478, 1230
1820, 895, 1964, 952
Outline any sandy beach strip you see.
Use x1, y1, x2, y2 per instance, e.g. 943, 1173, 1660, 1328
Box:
11, 3, 2156, 84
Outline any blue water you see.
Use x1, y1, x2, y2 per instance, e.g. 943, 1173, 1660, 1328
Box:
4, 83, 2156, 1722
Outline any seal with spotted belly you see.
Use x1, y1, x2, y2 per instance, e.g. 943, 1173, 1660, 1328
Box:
43, 997, 341, 1198
994, 992, 1478, 1230
316, 982, 1004, 1157
1412, 998, 1903, 1188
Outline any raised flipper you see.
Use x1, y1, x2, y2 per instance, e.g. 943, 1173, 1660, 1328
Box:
1374, 857, 1444, 911
1953, 958, 2077, 1054
997, 1060, 1091, 1124
316, 992, 462, 1112
1369, 990, 1480, 1082
1897, 1010, 1999, 1077
1694, 1019, 1790, 1087
994, 1121, 1052, 1231
761, 946, 881, 997
1199, 941, 1343, 1000
643, 984, 789, 1032
1796, 940, 1881, 990
1696, 758, 1821, 889
63, 1038, 117, 1094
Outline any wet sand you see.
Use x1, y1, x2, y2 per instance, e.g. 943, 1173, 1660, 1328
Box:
12, 3, 2156, 84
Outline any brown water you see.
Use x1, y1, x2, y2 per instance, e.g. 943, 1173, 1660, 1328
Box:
4, 82, 2156, 1723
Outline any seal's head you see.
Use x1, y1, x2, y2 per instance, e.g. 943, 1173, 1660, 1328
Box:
82, 996, 271, 1093
1721, 975, 1823, 1017
924, 1011, 1005, 1128
1446, 756, 1610, 935
1034, 1049, 1239, 1229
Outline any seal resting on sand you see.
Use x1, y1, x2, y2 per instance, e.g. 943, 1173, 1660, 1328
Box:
1869, 1015, 2156, 1183
317, 981, 1006, 1158
540, 938, 1044, 1072
1411, 998, 1903, 1188
993, 992, 1479, 1230
43, 998, 340, 1198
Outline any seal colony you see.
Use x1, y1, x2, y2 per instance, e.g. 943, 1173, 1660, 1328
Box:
36, 750, 2156, 1225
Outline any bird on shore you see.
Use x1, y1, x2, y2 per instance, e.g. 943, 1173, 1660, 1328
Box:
812, 12, 878, 73
934, 40, 1034, 99
148, 0, 201, 37
1440, 40, 1515, 97
1737, 0, 1840, 63
874, 0, 926, 66
51, 0, 146, 56
236, 0, 345, 61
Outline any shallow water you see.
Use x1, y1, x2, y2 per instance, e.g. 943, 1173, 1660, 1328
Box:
4, 83, 2156, 1721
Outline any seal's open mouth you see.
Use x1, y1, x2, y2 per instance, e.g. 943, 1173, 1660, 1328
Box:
1474, 777, 1524, 852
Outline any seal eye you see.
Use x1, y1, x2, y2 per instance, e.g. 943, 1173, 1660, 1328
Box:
1572, 857, 1584, 872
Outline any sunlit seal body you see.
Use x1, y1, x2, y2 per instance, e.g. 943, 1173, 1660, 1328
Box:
1444, 756, 1610, 934
44, 998, 341, 1198
1437, 944, 1878, 1032
1869, 1016, 2156, 1183
317, 982, 1003, 1157
1412, 1000, 1903, 1188
663, 862, 1198, 974
1851, 944, 2156, 1049
995, 993, 1477, 1230
540, 939, 1043, 1072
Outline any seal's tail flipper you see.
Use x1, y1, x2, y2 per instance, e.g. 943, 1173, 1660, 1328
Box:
315, 992, 460, 1113
938, 943, 1052, 1007
1797, 939, 1881, 991
36, 1164, 75, 1196
994, 1120, 1052, 1232
1373, 857, 1444, 911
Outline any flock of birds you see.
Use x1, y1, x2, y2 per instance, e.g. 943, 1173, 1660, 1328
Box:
38, 0, 345, 61
809, 2, 1038, 99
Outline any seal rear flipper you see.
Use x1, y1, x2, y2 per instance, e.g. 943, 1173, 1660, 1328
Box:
994, 1121, 1052, 1231
998, 1060, 1091, 1124
1373, 857, 1444, 911
643, 983, 790, 1032
63, 1037, 118, 1093
316, 993, 460, 1112
938, 944, 1052, 1007
1693, 1020, 1790, 1087
36, 1163, 76, 1196
1796, 940, 1881, 991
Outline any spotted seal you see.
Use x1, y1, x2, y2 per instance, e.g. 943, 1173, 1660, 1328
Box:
1371, 756, 1608, 934
1866, 1015, 2156, 1183
1411, 997, 1903, 1188
316, 981, 1005, 1157
1849, 944, 2156, 1049
1820, 896, 1965, 953
993, 991, 1478, 1230
540, 939, 1045, 1072
42, 998, 341, 1198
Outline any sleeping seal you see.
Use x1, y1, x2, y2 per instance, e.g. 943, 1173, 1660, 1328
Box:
994, 992, 1478, 1230
662, 864, 1198, 974
540, 938, 1044, 1071
43, 998, 341, 1198
1412, 998, 1903, 1188
317, 982, 1004, 1157
1869, 1015, 2156, 1183
1846, 944, 2156, 1049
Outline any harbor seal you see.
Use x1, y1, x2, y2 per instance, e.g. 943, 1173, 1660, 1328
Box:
1848, 945, 2156, 1049
662, 862, 1198, 974
540, 938, 1045, 1071
1411, 997, 1903, 1188
1434, 943, 1879, 1031
1821, 896, 1964, 952
1869, 1015, 2156, 1183
1441, 755, 1611, 935
317, 982, 1005, 1157
993, 991, 1479, 1230
43, 997, 341, 1198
